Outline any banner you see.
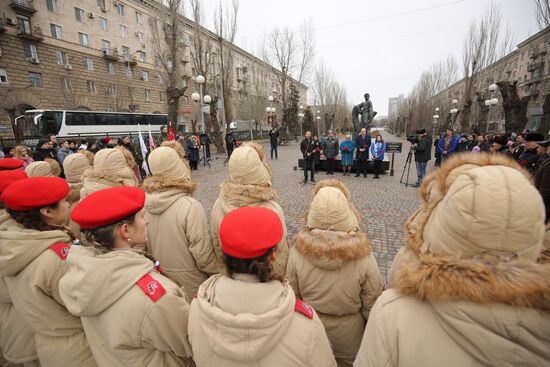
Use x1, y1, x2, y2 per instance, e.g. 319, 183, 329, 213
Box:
168, 121, 175, 141
137, 124, 151, 176
148, 124, 156, 151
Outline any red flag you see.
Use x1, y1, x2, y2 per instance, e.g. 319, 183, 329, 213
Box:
168, 121, 175, 141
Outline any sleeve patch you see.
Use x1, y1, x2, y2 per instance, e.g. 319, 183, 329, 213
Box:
294, 299, 314, 319
49, 243, 70, 260
136, 274, 166, 303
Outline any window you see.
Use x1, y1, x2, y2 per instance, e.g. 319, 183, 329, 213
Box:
99, 17, 108, 31
157, 72, 163, 84
121, 45, 130, 59
55, 50, 69, 65
0, 68, 8, 84
137, 31, 145, 44
138, 51, 146, 62
101, 39, 111, 51
142, 71, 149, 81
17, 14, 31, 34
75, 7, 85, 22
117, 4, 125, 16
108, 84, 117, 96
135, 12, 143, 24
159, 91, 166, 101
119, 24, 128, 37
28, 72, 43, 87
126, 66, 133, 78
155, 56, 161, 66
78, 32, 89, 46
46, 0, 58, 13
108, 62, 116, 74
86, 80, 96, 93
50, 23, 62, 39
61, 77, 72, 90
84, 57, 94, 70
23, 42, 38, 59
128, 87, 134, 99
144, 89, 151, 101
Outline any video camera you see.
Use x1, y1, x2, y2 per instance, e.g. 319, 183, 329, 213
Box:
406, 135, 419, 144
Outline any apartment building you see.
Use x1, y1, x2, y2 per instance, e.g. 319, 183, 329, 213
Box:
0, 0, 307, 138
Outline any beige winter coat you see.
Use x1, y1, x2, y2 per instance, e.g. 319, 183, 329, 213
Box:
287, 180, 383, 367
355, 153, 550, 367
189, 274, 337, 367
144, 146, 218, 302
0, 213, 38, 365
63, 153, 92, 237
0, 226, 96, 367
211, 143, 289, 274
59, 246, 194, 367
81, 148, 138, 199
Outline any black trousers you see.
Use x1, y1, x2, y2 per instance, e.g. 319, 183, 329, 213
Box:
270, 143, 278, 159
358, 160, 368, 175
304, 159, 315, 181
327, 158, 335, 174
373, 160, 382, 176
190, 160, 198, 170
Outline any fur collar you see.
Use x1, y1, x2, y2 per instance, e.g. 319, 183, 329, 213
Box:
67, 183, 82, 204
395, 253, 550, 311
221, 179, 277, 202
294, 228, 372, 261
142, 175, 197, 195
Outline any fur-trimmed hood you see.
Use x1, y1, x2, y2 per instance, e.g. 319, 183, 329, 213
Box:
143, 176, 197, 215
294, 228, 372, 270
67, 182, 83, 204
220, 179, 277, 205
228, 142, 273, 186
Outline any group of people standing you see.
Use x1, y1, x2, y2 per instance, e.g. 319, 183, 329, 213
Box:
300, 128, 387, 183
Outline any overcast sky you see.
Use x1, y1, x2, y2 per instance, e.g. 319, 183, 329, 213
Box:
199, 0, 537, 115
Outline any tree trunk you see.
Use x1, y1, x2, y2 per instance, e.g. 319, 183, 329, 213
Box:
541, 94, 550, 138
205, 96, 226, 153
496, 81, 529, 133
475, 92, 488, 132
166, 86, 187, 126
461, 98, 472, 131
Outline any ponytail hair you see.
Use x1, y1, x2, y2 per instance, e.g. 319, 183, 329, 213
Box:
7, 204, 76, 242
222, 247, 284, 283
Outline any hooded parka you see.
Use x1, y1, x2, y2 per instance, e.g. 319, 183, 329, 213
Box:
287, 180, 383, 367
189, 274, 337, 367
0, 213, 38, 366
143, 147, 218, 302
63, 153, 92, 236
355, 153, 550, 367
59, 246, 194, 367
0, 226, 96, 367
80, 148, 138, 199
210, 143, 289, 274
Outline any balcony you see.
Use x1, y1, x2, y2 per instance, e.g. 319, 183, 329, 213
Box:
527, 61, 543, 72
121, 55, 137, 67
17, 26, 43, 42
529, 46, 547, 59
525, 85, 539, 97
9, 0, 36, 14
102, 48, 119, 61
0, 21, 6, 34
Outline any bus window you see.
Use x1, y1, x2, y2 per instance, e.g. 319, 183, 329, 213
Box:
23, 115, 40, 136
42, 111, 63, 134
151, 115, 167, 125
66, 112, 85, 125
83, 113, 97, 126
132, 114, 146, 125
118, 114, 131, 125
97, 114, 116, 125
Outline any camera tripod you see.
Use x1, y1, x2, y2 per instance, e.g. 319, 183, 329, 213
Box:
202, 145, 211, 169
399, 149, 414, 187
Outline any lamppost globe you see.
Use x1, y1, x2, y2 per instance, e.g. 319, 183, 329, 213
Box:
433, 114, 439, 119
268, 95, 274, 102
299, 105, 304, 110
450, 108, 458, 114
490, 98, 498, 106
489, 83, 498, 92
316, 110, 320, 114
196, 75, 205, 84
271, 108, 276, 114
435, 107, 440, 112
191, 92, 200, 102
203, 95, 212, 104
266, 107, 271, 113
452, 99, 458, 105
484, 100, 491, 107
316, 116, 321, 120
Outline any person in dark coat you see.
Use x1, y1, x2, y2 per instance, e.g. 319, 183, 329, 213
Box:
457, 134, 475, 152
322, 130, 339, 175
312, 134, 322, 173
187, 135, 200, 170
519, 132, 545, 174
433, 137, 442, 167
438, 129, 460, 160
534, 141, 550, 222
200, 133, 211, 159
225, 131, 237, 158
512, 133, 526, 161
300, 131, 316, 183
355, 128, 372, 177
412, 129, 432, 187
269, 128, 279, 160
32, 139, 56, 161
491, 135, 513, 158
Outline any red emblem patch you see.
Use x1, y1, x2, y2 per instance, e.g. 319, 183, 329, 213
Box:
294, 299, 314, 319
136, 274, 166, 302
49, 243, 70, 260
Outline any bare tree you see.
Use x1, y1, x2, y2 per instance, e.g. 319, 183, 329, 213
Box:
312, 62, 350, 133
297, 20, 316, 85
149, 0, 188, 127
535, 0, 550, 29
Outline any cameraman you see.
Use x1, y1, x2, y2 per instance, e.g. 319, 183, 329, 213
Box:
269, 127, 279, 160
411, 128, 432, 187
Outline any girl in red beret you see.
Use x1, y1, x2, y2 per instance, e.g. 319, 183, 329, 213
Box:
59, 186, 194, 367
0, 177, 97, 367
188, 206, 337, 367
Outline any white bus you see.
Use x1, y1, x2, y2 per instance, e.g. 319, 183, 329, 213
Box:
16, 110, 168, 138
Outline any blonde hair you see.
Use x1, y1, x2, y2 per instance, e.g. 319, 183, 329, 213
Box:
13, 145, 28, 158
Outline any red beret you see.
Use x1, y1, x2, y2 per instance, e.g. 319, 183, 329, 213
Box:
71, 186, 145, 229
1, 177, 69, 211
220, 207, 283, 259
0, 158, 24, 170
101, 137, 112, 144
0, 170, 28, 194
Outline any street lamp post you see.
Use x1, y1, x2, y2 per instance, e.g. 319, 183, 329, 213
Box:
485, 83, 499, 133
298, 105, 304, 137
450, 99, 458, 130
315, 110, 321, 136
432, 107, 440, 137
193, 75, 210, 134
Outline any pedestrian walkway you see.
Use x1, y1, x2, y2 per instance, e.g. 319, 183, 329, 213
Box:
192, 132, 429, 279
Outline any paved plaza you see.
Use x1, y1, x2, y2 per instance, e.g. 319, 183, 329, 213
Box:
192, 132, 431, 279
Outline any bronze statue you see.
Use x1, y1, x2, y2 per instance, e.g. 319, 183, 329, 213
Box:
352, 93, 376, 133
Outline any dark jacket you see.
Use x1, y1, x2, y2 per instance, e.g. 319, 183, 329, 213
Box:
56, 147, 73, 166
269, 130, 279, 145
225, 132, 236, 150
33, 147, 56, 162
186, 140, 200, 161
322, 137, 339, 159
311, 140, 322, 164
512, 144, 525, 161
534, 157, 550, 222
300, 138, 315, 160
495, 146, 513, 158
457, 140, 475, 152
414, 135, 432, 162
518, 149, 540, 173
355, 134, 372, 161
479, 141, 491, 152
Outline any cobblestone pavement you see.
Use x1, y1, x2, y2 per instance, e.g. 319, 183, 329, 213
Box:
191, 132, 433, 279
